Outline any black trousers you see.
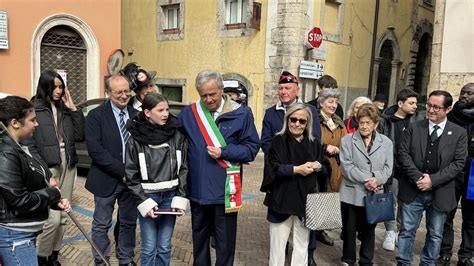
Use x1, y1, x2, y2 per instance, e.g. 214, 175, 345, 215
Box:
190, 201, 238, 266
341, 202, 376, 266
459, 197, 474, 260
439, 177, 463, 256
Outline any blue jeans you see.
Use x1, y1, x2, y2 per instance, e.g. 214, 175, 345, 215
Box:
0, 226, 38, 265
397, 192, 448, 265
139, 191, 176, 266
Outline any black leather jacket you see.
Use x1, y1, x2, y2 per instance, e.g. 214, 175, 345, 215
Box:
125, 130, 188, 207
25, 98, 85, 167
0, 135, 61, 225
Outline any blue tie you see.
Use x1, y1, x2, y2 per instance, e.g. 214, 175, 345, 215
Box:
430, 125, 440, 142
119, 111, 130, 144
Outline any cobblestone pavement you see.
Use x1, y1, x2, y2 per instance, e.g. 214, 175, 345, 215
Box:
59, 152, 463, 265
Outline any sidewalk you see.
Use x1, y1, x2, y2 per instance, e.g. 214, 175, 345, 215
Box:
59, 152, 463, 265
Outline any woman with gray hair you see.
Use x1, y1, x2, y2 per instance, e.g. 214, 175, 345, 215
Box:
260, 103, 328, 266
317, 88, 346, 192
344, 96, 372, 133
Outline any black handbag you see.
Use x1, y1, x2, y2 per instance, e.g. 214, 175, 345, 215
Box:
364, 191, 395, 224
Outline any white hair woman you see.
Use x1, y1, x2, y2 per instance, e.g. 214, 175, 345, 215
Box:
344, 96, 372, 133
260, 103, 329, 266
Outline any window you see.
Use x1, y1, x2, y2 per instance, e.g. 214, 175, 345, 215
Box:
160, 86, 182, 102
164, 5, 179, 30
226, 0, 246, 24
157, 0, 184, 41
218, 0, 252, 37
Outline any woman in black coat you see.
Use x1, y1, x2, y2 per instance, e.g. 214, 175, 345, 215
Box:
30, 70, 85, 265
260, 103, 328, 266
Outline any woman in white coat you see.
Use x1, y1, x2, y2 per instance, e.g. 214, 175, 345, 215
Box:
339, 103, 393, 265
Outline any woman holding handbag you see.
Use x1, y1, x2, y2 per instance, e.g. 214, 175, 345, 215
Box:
339, 103, 393, 265
260, 103, 328, 266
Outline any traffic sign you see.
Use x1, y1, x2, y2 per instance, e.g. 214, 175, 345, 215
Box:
299, 60, 324, 80
307, 27, 323, 48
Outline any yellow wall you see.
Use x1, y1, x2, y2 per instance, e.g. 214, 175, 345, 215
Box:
311, 0, 434, 97
121, 0, 268, 124
0, 0, 121, 98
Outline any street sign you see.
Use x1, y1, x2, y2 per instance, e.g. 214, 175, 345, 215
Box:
307, 27, 323, 48
0, 11, 8, 49
299, 60, 324, 80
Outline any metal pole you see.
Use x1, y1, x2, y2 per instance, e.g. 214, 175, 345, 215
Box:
367, 0, 380, 98
67, 212, 111, 266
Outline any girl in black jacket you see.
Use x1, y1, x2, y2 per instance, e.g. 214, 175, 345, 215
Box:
125, 93, 188, 266
0, 96, 71, 266
30, 70, 85, 265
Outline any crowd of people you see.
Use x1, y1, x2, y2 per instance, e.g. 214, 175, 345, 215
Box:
0, 66, 473, 266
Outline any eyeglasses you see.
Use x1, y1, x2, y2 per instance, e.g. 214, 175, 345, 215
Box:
426, 103, 446, 112
289, 117, 307, 125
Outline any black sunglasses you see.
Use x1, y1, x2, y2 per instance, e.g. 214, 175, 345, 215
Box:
289, 117, 307, 125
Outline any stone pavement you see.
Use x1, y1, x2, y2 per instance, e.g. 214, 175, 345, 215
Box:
59, 152, 463, 265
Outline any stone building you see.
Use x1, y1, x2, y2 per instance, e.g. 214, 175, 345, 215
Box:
428, 0, 474, 98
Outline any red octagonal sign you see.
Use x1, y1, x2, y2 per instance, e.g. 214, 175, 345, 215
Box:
307, 27, 323, 48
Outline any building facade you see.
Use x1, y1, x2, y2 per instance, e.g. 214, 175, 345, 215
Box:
0, 0, 121, 101
121, 0, 435, 130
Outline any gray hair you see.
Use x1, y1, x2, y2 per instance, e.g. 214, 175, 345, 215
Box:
195, 70, 224, 90
105, 74, 129, 93
317, 88, 341, 105
347, 96, 372, 117
276, 103, 315, 142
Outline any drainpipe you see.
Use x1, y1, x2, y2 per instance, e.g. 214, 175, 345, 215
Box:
367, 0, 380, 98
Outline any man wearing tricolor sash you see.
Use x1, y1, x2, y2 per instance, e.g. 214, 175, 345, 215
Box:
178, 70, 260, 266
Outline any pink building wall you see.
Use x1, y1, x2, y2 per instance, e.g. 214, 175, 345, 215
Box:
0, 0, 121, 98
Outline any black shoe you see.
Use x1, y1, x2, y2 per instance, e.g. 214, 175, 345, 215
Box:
47, 251, 61, 266
37, 256, 49, 266
308, 251, 317, 266
436, 255, 451, 266
315, 230, 334, 246
458, 258, 474, 266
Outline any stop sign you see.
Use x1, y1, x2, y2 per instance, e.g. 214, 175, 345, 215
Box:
307, 27, 323, 48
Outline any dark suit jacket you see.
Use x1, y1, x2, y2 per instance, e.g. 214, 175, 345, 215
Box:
85, 100, 137, 197
397, 119, 467, 212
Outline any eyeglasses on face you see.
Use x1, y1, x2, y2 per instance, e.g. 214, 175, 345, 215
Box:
426, 103, 445, 112
289, 117, 307, 125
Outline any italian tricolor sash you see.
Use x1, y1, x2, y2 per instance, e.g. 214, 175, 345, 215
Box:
191, 100, 242, 213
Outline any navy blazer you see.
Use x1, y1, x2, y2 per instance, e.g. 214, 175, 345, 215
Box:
85, 100, 138, 197
397, 119, 467, 212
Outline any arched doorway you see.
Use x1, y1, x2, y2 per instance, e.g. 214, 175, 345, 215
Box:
40, 26, 87, 103
32, 13, 100, 100
376, 41, 393, 97
413, 33, 432, 102
371, 29, 401, 105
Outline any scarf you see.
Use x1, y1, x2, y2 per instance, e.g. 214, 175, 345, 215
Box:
320, 110, 337, 131
127, 113, 178, 145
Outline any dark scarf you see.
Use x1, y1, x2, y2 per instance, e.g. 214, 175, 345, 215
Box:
127, 113, 178, 145
448, 101, 474, 127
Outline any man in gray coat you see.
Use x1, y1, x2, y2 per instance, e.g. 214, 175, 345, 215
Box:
397, 90, 467, 265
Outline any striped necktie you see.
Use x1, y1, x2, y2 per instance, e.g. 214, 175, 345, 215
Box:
119, 110, 130, 144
